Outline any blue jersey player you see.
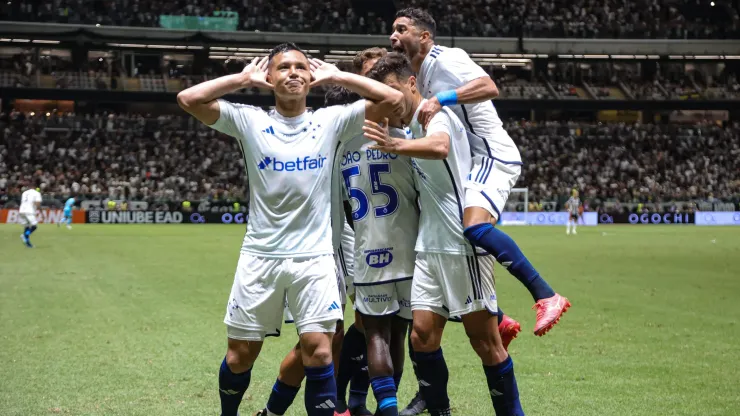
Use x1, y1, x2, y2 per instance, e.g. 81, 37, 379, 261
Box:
59, 197, 75, 229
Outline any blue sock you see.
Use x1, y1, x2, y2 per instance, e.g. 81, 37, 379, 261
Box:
24, 225, 37, 237
305, 364, 337, 416
371, 376, 398, 416
413, 348, 449, 413
393, 371, 403, 390
483, 356, 524, 416
464, 223, 555, 301
266, 379, 300, 415
23, 226, 29, 236
218, 358, 252, 416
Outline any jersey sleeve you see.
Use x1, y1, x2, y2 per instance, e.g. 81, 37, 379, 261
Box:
208, 99, 261, 138
330, 100, 366, 143
438, 49, 489, 84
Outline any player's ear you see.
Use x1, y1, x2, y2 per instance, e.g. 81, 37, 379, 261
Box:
408, 75, 417, 91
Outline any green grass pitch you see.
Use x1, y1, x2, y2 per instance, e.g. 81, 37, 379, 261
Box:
1, 224, 739, 415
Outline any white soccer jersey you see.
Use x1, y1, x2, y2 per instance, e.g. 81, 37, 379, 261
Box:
339, 127, 419, 284
409, 100, 475, 256
567, 197, 581, 215
19, 189, 42, 214
416, 45, 522, 164
210, 99, 365, 258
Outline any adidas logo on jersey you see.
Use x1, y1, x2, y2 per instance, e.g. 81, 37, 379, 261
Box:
315, 399, 335, 409
465, 296, 473, 305
258, 155, 327, 172
262, 126, 275, 134
327, 301, 340, 311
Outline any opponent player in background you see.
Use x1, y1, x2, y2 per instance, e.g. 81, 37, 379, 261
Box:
365, 52, 525, 416
19, 179, 42, 248
565, 190, 582, 235
177, 42, 404, 416
59, 196, 75, 230
390, 8, 570, 336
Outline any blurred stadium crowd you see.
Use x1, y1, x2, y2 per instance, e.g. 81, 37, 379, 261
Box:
2, 0, 739, 39
2, 111, 738, 211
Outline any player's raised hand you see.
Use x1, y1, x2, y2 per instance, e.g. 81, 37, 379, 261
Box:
309, 58, 339, 88
364, 118, 400, 153
242, 56, 273, 90
417, 96, 442, 128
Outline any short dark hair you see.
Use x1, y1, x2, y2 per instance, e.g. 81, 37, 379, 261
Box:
366, 52, 414, 84
395, 8, 436, 38
352, 47, 388, 74
324, 84, 362, 106
268, 42, 307, 62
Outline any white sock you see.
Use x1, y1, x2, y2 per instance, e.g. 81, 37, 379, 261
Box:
566, 223, 571, 234
573, 223, 577, 233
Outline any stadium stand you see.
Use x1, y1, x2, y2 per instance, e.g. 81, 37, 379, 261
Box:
2, 112, 738, 212
1, 0, 739, 39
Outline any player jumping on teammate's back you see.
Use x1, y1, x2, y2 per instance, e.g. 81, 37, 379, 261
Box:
566, 190, 582, 235
365, 52, 525, 416
390, 8, 570, 336
177, 42, 404, 416
19, 178, 43, 248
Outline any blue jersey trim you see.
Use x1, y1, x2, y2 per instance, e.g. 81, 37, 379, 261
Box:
353, 276, 413, 287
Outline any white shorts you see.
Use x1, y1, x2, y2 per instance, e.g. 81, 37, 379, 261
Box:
284, 251, 347, 323
464, 156, 522, 220
19, 213, 38, 226
411, 252, 497, 319
355, 278, 413, 321
224, 253, 343, 341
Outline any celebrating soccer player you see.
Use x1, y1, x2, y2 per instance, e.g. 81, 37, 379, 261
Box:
177, 42, 404, 416
390, 8, 570, 336
365, 52, 525, 416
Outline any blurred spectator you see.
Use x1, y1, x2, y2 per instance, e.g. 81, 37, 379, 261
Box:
1, 112, 738, 211
1, 0, 738, 39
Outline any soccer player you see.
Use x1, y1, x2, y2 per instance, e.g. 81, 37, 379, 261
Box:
19, 179, 42, 248
565, 190, 582, 235
176, 42, 404, 416
59, 196, 75, 229
329, 83, 418, 416
365, 52, 525, 416
390, 8, 570, 336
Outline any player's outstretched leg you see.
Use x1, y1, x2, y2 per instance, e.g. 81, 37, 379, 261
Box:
300, 331, 338, 416
409, 310, 450, 416
220, 338, 262, 416
463, 207, 570, 336
362, 314, 400, 416
462, 310, 525, 416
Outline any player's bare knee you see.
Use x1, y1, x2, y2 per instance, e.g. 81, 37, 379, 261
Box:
463, 206, 493, 229
410, 325, 440, 353
226, 339, 261, 372
300, 332, 334, 367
